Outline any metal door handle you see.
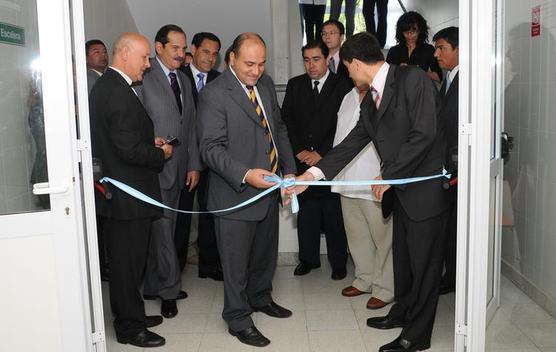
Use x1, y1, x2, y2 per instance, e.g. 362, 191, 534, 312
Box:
33, 181, 69, 195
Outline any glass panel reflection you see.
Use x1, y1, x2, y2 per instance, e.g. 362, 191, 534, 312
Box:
0, 0, 50, 214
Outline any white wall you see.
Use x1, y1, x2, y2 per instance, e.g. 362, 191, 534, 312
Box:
83, 0, 138, 51
501, 0, 556, 316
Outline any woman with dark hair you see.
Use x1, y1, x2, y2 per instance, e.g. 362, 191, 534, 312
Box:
386, 11, 442, 82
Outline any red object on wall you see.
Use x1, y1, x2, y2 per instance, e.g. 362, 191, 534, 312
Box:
532, 6, 541, 37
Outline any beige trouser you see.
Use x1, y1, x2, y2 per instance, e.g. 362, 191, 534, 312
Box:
341, 195, 394, 302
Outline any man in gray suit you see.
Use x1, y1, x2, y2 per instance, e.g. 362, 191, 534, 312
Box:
138, 24, 202, 319
198, 33, 297, 347
86, 39, 108, 93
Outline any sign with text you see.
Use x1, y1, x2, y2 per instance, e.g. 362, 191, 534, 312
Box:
532, 6, 541, 37
0, 22, 25, 46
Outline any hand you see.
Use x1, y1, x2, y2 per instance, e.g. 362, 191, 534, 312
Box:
244, 168, 277, 189
154, 137, 166, 147
284, 171, 314, 205
426, 70, 440, 82
371, 175, 391, 201
185, 170, 200, 192
281, 173, 296, 198
159, 143, 173, 159
302, 151, 322, 166
296, 150, 310, 161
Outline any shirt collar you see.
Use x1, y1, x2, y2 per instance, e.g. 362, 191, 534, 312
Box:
311, 69, 330, 93
156, 56, 177, 77
189, 63, 207, 80
370, 62, 390, 96
109, 66, 133, 86
448, 65, 459, 82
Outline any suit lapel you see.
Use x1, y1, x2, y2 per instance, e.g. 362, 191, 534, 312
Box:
225, 70, 264, 127
375, 65, 396, 123
317, 73, 336, 103
445, 73, 458, 99
150, 58, 181, 114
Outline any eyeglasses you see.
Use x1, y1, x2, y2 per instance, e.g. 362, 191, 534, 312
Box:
321, 31, 340, 37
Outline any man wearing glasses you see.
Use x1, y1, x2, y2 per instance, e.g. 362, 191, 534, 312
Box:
321, 19, 351, 81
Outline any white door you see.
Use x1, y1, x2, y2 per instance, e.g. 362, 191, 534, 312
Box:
0, 0, 103, 351
455, 0, 506, 350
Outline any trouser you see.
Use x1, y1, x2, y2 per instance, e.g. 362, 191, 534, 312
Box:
341, 196, 394, 302
388, 195, 447, 346
329, 0, 357, 37
302, 4, 326, 43
144, 183, 182, 299
215, 199, 279, 331
105, 217, 152, 338
363, 0, 389, 47
297, 196, 348, 271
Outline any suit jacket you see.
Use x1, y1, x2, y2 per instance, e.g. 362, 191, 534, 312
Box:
180, 65, 220, 106
87, 68, 101, 94
439, 72, 459, 168
137, 57, 202, 190
90, 68, 165, 220
316, 65, 449, 221
336, 60, 351, 83
197, 69, 297, 221
281, 72, 351, 198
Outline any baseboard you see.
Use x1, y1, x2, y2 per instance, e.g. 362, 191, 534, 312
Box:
501, 259, 556, 319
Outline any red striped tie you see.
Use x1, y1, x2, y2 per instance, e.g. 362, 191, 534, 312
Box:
247, 86, 278, 174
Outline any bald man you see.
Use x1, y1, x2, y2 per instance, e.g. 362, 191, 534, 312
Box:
198, 33, 297, 347
90, 32, 172, 348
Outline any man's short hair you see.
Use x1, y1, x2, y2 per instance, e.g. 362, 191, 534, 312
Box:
154, 24, 185, 46
224, 45, 233, 65
433, 26, 459, 49
191, 32, 221, 51
322, 19, 345, 36
230, 32, 266, 56
302, 40, 329, 58
340, 32, 384, 64
85, 39, 105, 55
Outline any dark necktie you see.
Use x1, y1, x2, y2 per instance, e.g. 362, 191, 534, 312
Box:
168, 72, 182, 114
313, 80, 320, 100
328, 57, 336, 73
247, 85, 278, 174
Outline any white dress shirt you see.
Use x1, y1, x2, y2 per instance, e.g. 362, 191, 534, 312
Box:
311, 69, 330, 93
190, 63, 208, 87
331, 88, 382, 201
307, 62, 390, 180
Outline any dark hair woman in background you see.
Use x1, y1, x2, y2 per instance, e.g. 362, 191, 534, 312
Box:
386, 11, 442, 82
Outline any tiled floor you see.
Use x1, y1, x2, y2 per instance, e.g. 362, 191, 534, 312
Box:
102, 262, 556, 352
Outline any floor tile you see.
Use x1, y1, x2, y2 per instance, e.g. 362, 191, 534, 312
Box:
518, 323, 556, 348
306, 309, 358, 331
309, 330, 366, 352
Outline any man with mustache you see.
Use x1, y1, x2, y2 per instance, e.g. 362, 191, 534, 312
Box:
138, 24, 201, 319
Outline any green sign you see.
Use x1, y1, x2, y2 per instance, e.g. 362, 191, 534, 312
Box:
0, 22, 25, 46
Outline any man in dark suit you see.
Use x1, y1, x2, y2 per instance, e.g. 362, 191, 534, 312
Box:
197, 33, 297, 347
138, 24, 201, 319
86, 39, 108, 93
176, 32, 223, 281
288, 32, 448, 352
433, 26, 459, 295
282, 40, 351, 279
90, 32, 173, 348
321, 19, 351, 81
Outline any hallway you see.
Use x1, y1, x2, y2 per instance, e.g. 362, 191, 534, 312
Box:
102, 261, 556, 351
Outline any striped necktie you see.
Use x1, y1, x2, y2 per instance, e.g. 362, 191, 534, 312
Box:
247, 85, 278, 174
370, 86, 380, 107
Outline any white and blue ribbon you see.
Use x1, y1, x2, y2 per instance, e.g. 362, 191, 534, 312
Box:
100, 169, 450, 215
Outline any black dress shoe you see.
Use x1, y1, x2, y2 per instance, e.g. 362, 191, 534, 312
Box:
199, 270, 224, 281
228, 326, 270, 347
366, 315, 406, 329
117, 329, 165, 348
161, 299, 178, 318
379, 336, 429, 352
294, 262, 319, 276
331, 269, 347, 280
145, 315, 163, 328
144, 290, 188, 301
253, 301, 292, 318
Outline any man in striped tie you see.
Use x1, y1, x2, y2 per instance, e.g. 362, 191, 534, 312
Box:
197, 32, 297, 348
